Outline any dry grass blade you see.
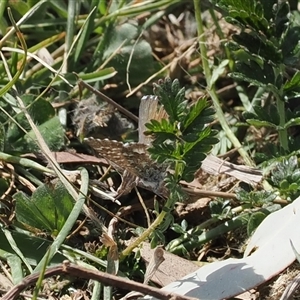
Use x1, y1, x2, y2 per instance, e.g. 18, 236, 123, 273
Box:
279, 272, 300, 300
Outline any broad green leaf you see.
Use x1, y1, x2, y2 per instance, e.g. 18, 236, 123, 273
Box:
4, 95, 64, 153
9, 116, 64, 152
102, 22, 159, 86
247, 212, 266, 236
7, 254, 23, 284
8, 0, 30, 16
15, 181, 74, 236
0, 229, 65, 266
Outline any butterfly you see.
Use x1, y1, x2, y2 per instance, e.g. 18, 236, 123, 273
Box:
84, 95, 168, 196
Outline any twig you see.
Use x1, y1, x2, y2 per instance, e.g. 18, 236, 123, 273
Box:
2, 261, 197, 300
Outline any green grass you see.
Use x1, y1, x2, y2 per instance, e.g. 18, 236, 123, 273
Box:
1, 0, 300, 299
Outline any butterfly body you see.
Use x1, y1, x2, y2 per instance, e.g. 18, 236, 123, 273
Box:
84, 137, 167, 196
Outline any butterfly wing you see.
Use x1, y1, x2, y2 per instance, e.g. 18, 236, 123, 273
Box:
139, 95, 168, 145
85, 137, 153, 178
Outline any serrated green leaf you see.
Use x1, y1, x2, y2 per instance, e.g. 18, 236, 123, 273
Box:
232, 32, 281, 63
183, 99, 215, 137
275, 1, 290, 37
247, 104, 280, 126
219, 0, 269, 34
260, 0, 277, 22
145, 118, 175, 134
232, 48, 264, 68
230, 71, 265, 86
281, 26, 300, 66
153, 78, 187, 123
234, 59, 276, 85
148, 142, 177, 164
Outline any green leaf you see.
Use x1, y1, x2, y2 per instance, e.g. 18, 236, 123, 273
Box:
7, 254, 23, 284
8, 0, 30, 17
102, 22, 159, 86
147, 78, 218, 184
74, 0, 100, 63
209, 59, 229, 88
232, 48, 264, 68
4, 95, 65, 153
251, 103, 280, 125
77, 68, 117, 83
147, 142, 177, 164
232, 59, 276, 86
284, 117, 300, 128
216, 0, 271, 35
275, 1, 290, 37
232, 33, 281, 63
48, 0, 68, 18
245, 119, 277, 128
260, 0, 277, 22
279, 179, 289, 190
15, 181, 74, 236
145, 118, 177, 136
0, 229, 65, 266
182, 98, 215, 138
182, 129, 218, 181
281, 26, 300, 66
172, 223, 186, 234
247, 212, 266, 236
9, 116, 65, 152
153, 77, 188, 123
283, 70, 300, 92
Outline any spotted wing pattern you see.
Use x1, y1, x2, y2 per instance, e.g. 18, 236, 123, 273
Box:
84, 95, 168, 195
84, 137, 166, 184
